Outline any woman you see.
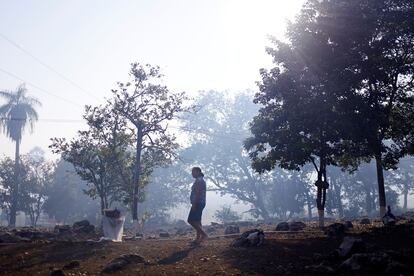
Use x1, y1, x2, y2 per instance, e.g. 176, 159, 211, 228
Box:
187, 167, 208, 244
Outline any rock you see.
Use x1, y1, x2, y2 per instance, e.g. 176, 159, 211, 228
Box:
206, 226, 217, 234
147, 235, 157, 239
237, 221, 254, 227
73, 220, 95, 234
324, 223, 346, 237
337, 237, 366, 258
386, 261, 407, 274
175, 228, 190, 236
224, 225, 240, 235
340, 253, 389, 272
54, 225, 71, 234
49, 269, 65, 276
275, 222, 289, 231
289, 221, 306, 231
0, 232, 27, 243
63, 260, 80, 270
73, 220, 90, 228
159, 232, 170, 238
344, 221, 353, 229
305, 263, 335, 274
102, 254, 145, 273
359, 218, 371, 225
231, 229, 264, 247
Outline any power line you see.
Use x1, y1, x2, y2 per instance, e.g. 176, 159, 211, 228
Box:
0, 33, 100, 101
0, 67, 83, 108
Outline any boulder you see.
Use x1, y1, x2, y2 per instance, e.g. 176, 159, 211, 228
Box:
344, 221, 353, 229
159, 232, 170, 238
288, 221, 306, 231
224, 225, 240, 235
324, 223, 346, 237
337, 236, 366, 258
102, 254, 145, 273
231, 229, 264, 247
275, 222, 289, 231
359, 218, 371, 225
54, 225, 71, 234
0, 232, 27, 243
73, 220, 95, 234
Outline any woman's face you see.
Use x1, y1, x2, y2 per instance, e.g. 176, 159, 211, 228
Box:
191, 169, 199, 178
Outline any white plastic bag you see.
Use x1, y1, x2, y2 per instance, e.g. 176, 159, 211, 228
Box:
102, 215, 125, 242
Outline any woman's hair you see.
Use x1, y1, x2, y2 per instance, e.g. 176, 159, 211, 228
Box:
192, 167, 204, 177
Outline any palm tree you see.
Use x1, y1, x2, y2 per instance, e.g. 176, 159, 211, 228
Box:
0, 84, 41, 227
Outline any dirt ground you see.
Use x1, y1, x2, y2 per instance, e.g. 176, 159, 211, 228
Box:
1, 221, 414, 276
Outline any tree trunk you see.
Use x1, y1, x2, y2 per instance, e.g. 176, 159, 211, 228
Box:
316, 158, 327, 228
375, 154, 387, 217
9, 140, 20, 227
132, 125, 143, 221
403, 190, 408, 211
306, 190, 312, 219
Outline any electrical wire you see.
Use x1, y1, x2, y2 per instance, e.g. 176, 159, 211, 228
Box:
0, 33, 100, 101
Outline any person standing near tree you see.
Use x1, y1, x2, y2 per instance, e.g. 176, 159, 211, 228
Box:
187, 167, 208, 244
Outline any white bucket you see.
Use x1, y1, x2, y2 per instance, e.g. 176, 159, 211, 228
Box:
102, 216, 125, 242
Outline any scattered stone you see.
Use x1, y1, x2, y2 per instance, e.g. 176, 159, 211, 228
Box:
63, 260, 80, 270
147, 235, 157, 239
0, 232, 28, 243
237, 221, 254, 227
231, 229, 265, 247
175, 228, 190, 236
340, 253, 389, 272
275, 222, 289, 231
102, 254, 145, 273
305, 263, 335, 274
337, 236, 366, 258
359, 218, 371, 225
54, 225, 71, 234
324, 223, 346, 237
224, 225, 240, 235
72, 220, 95, 234
206, 226, 217, 234
159, 232, 170, 238
288, 221, 306, 231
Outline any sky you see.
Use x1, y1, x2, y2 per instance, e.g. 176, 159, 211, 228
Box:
0, 0, 305, 158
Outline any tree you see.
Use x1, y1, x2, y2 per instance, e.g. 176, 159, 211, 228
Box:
301, 0, 414, 217
214, 205, 241, 224
111, 63, 188, 224
50, 103, 132, 215
43, 160, 101, 224
179, 91, 276, 220
0, 149, 53, 227
0, 84, 41, 226
244, 16, 355, 226
386, 157, 414, 211
22, 148, 54, 226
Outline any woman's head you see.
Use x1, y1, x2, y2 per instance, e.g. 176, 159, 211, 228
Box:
191, 167, 204, 178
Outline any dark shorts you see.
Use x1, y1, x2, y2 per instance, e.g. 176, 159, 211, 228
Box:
187, 203, 205, 222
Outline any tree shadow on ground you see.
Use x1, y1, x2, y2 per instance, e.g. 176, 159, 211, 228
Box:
222, 236, 339, 275
0, 241, 106, 273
